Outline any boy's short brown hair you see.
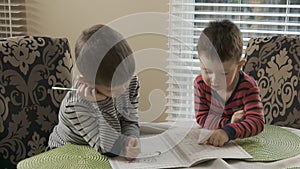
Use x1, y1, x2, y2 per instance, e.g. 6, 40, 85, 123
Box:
197, 20, 243, 62
75, 24, 135, 87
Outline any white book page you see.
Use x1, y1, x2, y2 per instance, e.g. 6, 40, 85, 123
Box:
166, 128, 252, 167
109, 132, 187, 169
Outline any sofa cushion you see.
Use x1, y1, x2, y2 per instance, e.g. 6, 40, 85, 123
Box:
0, 36, 73, 168
243, 36, 300, 129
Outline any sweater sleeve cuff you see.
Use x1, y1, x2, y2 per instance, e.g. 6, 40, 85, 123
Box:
123, 123, 140, 138
225, 119, 231, 125
223, 125, 236, 140
101, 134, 126, 157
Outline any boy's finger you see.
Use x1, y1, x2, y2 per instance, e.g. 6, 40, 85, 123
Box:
127, 146, 140, 152
128, 137, 139, 147
84, 85, 90, 97
128, 139, 135, 146
77, 75, 86, 83
76, 84, 84, 95
125, 148, 140, 160
236, 110, 244, 114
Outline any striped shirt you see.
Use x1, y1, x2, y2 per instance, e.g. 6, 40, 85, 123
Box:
48, 75, 140, 156
194, 71, 264, 140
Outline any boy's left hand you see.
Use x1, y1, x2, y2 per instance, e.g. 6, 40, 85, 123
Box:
124, 136, 141, 161
77, 75, 107, 102
207, 129, 229, 147
231, 110, 245, 123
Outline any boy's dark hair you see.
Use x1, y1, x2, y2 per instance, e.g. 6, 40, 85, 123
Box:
75, 24, 135, 87
197, 19, 243, 62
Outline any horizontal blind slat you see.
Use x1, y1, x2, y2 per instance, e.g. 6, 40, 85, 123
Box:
171, 3, 300, 8
175, 11, 300, 17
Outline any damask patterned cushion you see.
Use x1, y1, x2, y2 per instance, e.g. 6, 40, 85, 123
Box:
243, 36, 300, 129
0, 36, 73, 168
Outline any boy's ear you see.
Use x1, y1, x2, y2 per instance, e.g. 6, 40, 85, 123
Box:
238, 59, 246, 69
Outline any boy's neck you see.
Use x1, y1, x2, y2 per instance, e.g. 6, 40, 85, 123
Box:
229, 71, 240, 91
226, 70, 240, 99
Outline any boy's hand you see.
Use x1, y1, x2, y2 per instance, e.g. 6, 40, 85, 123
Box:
77, 75, 107, 102
125, 136, 141, 161
207, 129, 229, 147
231, 110, 245, 123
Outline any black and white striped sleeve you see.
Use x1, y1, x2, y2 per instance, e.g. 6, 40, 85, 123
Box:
117, 75, 140, 138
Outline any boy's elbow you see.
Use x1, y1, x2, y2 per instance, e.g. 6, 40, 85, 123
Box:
255, 118, 265, 136
260, 119, 265, 132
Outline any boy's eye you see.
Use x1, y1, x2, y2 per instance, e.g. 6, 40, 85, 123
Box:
206, 70, 213, 74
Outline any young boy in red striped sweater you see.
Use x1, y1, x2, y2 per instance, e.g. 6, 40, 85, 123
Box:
194, 20, 265, 147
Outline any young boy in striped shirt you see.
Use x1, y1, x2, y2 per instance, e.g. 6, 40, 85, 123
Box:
48, 24, 140, 160
194, 20, 265, 147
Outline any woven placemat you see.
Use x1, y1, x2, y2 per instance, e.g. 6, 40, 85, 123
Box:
17, 144, 112, 169
236, 125, 300, 162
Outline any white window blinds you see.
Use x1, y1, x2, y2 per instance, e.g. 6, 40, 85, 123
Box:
167, 0, 300, 121
0, 0, 26, 38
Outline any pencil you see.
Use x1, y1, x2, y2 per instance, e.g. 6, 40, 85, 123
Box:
51, 86, 77, 91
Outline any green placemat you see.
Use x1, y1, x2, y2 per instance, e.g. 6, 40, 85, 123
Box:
17, 144, 112, 169
236, 125, 300, 162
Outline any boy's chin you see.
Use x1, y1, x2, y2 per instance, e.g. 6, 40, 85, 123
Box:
211, 85, 227, 91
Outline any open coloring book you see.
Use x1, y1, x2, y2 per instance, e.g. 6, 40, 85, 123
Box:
109, 123, 252, 169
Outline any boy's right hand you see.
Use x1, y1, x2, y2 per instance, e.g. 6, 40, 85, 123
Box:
231, 110, 245, 123
77, 75, 107, 102
207, 129, 229, 147
124, 136, 141, 161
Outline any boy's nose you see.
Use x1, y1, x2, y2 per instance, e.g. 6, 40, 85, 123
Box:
210, 74, 218, 83
210, 74, 223, 86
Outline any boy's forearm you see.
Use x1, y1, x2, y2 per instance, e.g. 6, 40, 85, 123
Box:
223, 113, 264, 140
195, 112, 207, 127
121, 120, 140, 138
219, 117, 231, 127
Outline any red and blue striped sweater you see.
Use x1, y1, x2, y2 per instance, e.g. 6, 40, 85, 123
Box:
194, 71, 265, 140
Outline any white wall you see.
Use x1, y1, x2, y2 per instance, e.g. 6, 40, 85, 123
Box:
26, 0, 169, 122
